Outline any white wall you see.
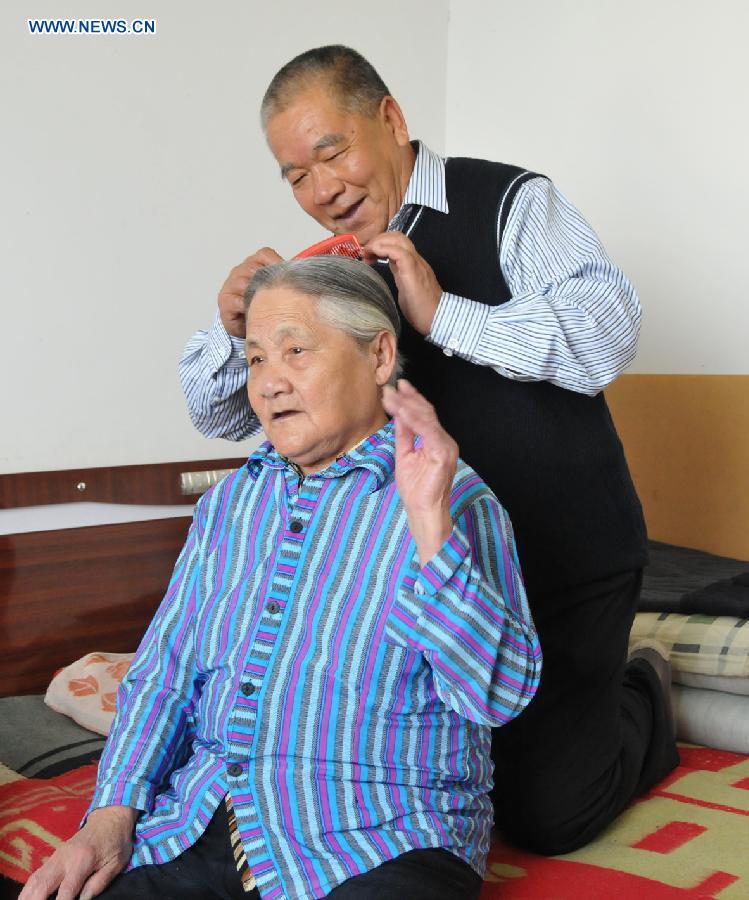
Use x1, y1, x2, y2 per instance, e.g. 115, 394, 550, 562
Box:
0, 0, 448, 473
7, 1, 743, 476
445, 0, 749, 375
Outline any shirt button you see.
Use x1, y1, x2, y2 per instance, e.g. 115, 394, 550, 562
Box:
414, 581, 425, 596
240, 682, 255, 697
289, 520, 303, 533
227, 763, 243, 777
443, 347, 454, 357
267, 601, 281, 614
448, 337, 459, 349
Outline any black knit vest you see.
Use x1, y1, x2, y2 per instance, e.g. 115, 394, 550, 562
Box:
375, 157, 648, 593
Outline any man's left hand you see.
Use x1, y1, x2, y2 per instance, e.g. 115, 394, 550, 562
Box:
382, 380, 457, 565
363, 232, 442, 335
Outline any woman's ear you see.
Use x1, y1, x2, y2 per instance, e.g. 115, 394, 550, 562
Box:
372, 330, 397, 386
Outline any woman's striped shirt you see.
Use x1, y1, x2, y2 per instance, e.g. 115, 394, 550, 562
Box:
89, 422, 541, 899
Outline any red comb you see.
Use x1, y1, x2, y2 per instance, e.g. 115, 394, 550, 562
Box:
293, 234, 363, 260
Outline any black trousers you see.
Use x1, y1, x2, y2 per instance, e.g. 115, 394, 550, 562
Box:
96, 802, 481, 900
492, 568, 680, 854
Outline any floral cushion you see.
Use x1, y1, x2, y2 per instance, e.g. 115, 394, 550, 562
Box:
44, 652, 133, 736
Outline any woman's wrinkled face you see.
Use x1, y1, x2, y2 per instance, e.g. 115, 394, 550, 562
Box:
245, 286, 392, 473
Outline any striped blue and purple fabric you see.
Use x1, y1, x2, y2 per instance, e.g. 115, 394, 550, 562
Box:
89, 422, 541, 899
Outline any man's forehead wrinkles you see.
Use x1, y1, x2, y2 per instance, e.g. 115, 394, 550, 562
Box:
278, 132, 346, 179
312, 132, 345, 153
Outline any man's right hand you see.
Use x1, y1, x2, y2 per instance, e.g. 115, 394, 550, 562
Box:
219, 247, 284, 338
19, 805, 138, 900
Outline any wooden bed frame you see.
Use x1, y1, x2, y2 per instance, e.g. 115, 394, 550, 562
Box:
0, 458, 245, 698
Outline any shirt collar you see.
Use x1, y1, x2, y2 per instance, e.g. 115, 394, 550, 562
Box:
398, 140, 449, 216
246, 421, 396, 490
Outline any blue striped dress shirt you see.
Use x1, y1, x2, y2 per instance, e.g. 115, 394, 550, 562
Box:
179, 141, 641, 442
88, 423, 541, 899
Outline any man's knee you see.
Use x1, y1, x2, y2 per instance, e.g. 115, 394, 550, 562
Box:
500, 820, 589, 856
495, 793, 602, 856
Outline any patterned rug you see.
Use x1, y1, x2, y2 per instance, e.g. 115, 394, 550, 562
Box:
481, 745, 749, 898
1, 747, 747, 898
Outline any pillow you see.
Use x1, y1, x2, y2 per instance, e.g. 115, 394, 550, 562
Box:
0, 763, 98, 886
630, 613, 749, 677
0, 695, 104, 778
674, 672, 749, 696
673, 685, 749, 754
44, 652, 134, 736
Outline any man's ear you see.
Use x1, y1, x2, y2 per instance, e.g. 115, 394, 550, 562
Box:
372, 330, 397, 386
378, 96, 411, 148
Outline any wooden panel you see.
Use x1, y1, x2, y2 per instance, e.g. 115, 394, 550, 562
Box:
0, 517, 191, 697
606, 374, 749, 560
0, 457, 246, 509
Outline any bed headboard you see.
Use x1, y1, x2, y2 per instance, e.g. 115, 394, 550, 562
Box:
606, 374, 749, 561
0, 457, 245, 697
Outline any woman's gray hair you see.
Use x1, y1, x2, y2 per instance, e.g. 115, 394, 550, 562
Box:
244, 256, 403, 384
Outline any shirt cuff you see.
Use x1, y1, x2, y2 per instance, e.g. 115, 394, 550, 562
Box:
428, 292, 490, 360
207, 312, 247, 373
386, 530, 470, 652
413, 530, 471, 598
85, 777, 156, 825
397, 529, 470, 605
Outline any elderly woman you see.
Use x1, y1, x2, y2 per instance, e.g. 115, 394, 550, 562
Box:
22, 258, 541, 900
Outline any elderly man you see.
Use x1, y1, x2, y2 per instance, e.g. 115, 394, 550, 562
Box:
22, 257, 540, 900
180, 45, 678, 854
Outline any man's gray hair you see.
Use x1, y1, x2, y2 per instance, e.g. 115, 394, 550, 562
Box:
260, 45, 390, 131
244, 257, 403, 384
